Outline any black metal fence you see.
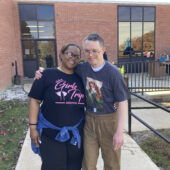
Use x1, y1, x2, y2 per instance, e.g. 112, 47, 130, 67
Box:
117, 60, 170, 93
128, 92, 170, 144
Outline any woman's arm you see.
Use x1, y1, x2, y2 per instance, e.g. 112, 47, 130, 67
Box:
29, 98, 41, 147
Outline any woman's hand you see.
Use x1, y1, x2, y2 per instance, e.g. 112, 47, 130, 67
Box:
30, 128, 41, 147
34, 67, 44, 80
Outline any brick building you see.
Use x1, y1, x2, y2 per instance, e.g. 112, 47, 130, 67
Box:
0, 0, 170, 91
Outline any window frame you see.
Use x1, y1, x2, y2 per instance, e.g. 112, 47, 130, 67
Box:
19, 4, 56, 40
117, 5, 156, 61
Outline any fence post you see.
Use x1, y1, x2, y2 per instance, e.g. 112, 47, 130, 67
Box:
142, 62, 144, 95
128, 97, 132, 135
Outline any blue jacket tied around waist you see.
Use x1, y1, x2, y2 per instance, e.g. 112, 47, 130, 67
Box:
31, 110, 84, 155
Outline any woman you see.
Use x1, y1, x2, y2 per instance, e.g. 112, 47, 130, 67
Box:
28, 43, 86, 170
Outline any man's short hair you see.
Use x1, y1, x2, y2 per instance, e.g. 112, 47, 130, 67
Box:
83, 33, 104, 47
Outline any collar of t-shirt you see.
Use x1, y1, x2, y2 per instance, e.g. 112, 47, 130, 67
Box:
91, 62, 105, 72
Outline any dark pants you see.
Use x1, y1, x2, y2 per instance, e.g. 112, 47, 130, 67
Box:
40, 125, 84, 170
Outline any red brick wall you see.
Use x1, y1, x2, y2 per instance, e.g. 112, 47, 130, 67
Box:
13, 2, 23, 78
1, 1, 170, 91
0, 0, 22, 92
54, 2, 170, 63
155, 5, 170, 60
54, 2, 117, 63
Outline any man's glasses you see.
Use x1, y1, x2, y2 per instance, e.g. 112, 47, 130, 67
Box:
64, 51, 81, 60
83, 49, 102, 55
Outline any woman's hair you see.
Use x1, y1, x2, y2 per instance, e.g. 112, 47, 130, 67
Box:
59, 43, 81, 60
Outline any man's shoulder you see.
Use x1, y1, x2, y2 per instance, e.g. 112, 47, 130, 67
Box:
104, 61, 120, 74
75, 62, 90, 74
77, 62, 89, 68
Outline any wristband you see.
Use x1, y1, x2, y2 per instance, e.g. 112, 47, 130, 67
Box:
29, 123, 37, 126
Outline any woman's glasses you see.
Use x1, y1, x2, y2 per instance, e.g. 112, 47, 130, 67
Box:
64, 51, 81, 60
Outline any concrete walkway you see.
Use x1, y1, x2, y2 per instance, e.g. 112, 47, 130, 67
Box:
15, 84, 170, 170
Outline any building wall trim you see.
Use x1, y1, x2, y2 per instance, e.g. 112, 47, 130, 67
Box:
15, 0, 170, 5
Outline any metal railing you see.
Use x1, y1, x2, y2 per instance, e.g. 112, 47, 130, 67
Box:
128, 92, 170, 144
117, 60, 170, 93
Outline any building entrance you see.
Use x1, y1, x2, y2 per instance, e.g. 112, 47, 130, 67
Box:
22, 40, 57, 77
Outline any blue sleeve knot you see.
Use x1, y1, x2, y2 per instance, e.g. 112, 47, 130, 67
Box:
31, 111, 84, 156
55, 127, 70, 142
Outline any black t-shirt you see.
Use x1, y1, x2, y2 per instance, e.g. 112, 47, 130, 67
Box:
75, 62, 130, 114
28, 68, 85, 139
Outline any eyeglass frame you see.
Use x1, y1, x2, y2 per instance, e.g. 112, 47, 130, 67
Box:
64, 51, 81, 60
83, 49, 102, 55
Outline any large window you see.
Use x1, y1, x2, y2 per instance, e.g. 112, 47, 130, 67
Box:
118, 6, 155, 60
19, 4, 55, 39
19, 4, 56, 60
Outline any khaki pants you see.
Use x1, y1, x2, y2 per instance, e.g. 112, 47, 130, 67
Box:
82, 111, 121, 170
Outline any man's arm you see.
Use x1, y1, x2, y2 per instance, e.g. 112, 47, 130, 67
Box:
113, 100, 128, 150
35, 67, 44, 79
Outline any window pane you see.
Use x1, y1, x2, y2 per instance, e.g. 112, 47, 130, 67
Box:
38, 21, 55, 38
144, 22, 154, 51
38, 5, 54, 20
118, 7, 130, 21
37, 41, 56, 68
19, 4, 36, 20
144, 7, 155, 21
21, 21, 38, 39
22, 41, 36, 59
131, 7, 142, 21
119, 22, 130, 52
131, 22, 142, 51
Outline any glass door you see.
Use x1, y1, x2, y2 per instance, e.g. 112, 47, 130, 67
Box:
37, 40, 57, 68
22, 40, 37, 78
22, 40, 57, 77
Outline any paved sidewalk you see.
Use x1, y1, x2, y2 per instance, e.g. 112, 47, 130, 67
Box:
15, 130, 160, 170
15, 84, 170, 170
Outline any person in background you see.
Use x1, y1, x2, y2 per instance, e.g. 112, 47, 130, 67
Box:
29, 43, 86, 170
103, 51, 108, 60
45, 54, 53, 68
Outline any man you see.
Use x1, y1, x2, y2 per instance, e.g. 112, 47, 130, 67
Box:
77, 33, 129, 170
35, 33, 129, 170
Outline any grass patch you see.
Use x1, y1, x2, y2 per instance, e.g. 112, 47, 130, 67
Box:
0, 100, 29, 170
132, 129, 170, 170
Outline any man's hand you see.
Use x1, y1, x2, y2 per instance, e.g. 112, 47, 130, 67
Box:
113, 100, 127, 150
34, 67, 44, 80
113, 130, 124, 151
30, 128, 41, 147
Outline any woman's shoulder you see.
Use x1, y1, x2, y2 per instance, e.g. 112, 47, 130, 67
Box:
43, 68, 58, 75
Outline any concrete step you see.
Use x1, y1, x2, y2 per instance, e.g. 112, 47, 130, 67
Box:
21, 77, 34, 85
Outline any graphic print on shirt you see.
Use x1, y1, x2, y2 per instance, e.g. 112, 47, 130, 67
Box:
54, 78, 85, 105
86, 77, 103, 110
